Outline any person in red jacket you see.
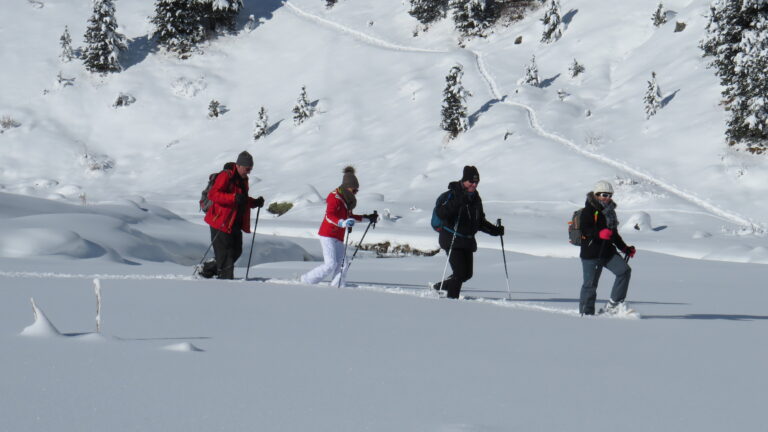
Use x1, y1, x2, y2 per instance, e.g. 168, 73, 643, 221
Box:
202, 151, 264, 279
300, 166, 377, 287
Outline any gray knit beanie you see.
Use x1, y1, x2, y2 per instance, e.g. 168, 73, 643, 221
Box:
340, 166, 359, 189
236, 151, 254, 168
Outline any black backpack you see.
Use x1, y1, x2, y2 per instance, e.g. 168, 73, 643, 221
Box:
199, 162, 235, 212
568, 208, 598, 246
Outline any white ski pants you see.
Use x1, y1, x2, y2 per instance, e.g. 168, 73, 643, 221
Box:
300, 236, 349, 287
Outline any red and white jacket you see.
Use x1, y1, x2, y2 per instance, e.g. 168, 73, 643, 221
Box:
318, 189, 363, 241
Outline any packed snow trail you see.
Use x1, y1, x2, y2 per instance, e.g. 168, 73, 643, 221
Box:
282, 1, 762, 232
1, 271, 595, 319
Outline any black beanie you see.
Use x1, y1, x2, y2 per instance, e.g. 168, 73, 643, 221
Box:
461, 165, 479, 183
236, 151, 254, 168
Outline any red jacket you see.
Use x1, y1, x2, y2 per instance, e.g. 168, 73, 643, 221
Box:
318, 189, 362, 241
204, 166, 255, 234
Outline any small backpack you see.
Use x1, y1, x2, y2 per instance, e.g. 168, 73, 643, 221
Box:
430, 191, 453, 232
568, 208, 598, 246
199, 162, 235, 212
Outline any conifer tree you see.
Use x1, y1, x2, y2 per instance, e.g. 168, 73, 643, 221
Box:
701, 0, 768, 150
451, 0, 488, 38
441, 64, 471, 139
644, 72, 662, 119
540, 0, 563, 43
652, 2, 667, 27
524, 55, 540, 87
151, 0, 207, 56
254, 107, 269, 140
409, 0, 450, 26
209, 0, 243, 33
569, 58, 585, 78
60, 26, 74, 62
208, 100, 221, 118
82, 0, 126, 73
293, 86, 313, 125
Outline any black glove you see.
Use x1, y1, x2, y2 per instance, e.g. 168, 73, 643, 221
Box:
497, 224, 505, 237
365, 213, 378, 223
235, 194, 247, 207
252, 196, 265, 208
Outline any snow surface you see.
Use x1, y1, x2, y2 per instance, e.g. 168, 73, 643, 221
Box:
1, 0, 767, 431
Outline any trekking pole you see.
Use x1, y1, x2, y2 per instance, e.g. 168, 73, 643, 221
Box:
497, 218, 512, 300
245, 206, 261, 281
193, 230, 221, 276
438, 212, 462, 295
338, 225, 353, 288
346, 211, 377, 273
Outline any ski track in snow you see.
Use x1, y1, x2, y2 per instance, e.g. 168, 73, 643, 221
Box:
1, 271, 616, 319
283, 1, 762, 232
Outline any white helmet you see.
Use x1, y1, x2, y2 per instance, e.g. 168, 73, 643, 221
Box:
593, 180, 614, 194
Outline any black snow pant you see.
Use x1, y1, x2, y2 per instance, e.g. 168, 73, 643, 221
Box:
438, 247, 474, 299
210, 226, 243, 280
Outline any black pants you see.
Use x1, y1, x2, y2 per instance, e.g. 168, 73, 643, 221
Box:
438, 248, 474, 299
210, 226, 242, 280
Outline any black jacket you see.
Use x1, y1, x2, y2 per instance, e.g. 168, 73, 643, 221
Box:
579, 192, 628, 260
435, 181, 501, 252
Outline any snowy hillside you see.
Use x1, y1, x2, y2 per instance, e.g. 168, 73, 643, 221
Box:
1, 1, 767, 431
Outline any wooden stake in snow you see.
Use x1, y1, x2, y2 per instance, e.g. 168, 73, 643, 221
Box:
94, 278, 102, 333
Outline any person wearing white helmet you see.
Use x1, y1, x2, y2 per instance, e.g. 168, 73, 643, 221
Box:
578, 180, 636, 315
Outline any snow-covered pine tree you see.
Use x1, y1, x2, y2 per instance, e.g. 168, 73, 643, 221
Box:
569, 58, 585, 78
254, 107, 269, 140
451, 0, 488, 38
409, 0, 450, 26
60, 26, 74, 62
644, 72, 662, 119
540, 0, 562, 43
209, 0, 243, 33
82, 0, 126, 73
652, 2, 667, 27
326, 0, 338, 8
151, 0, 207, 56
293, 86, 313, 125
208, 100, 221, 118
702, 0, 768, 151
524, 55, 540, 87
441, 64, 472, 139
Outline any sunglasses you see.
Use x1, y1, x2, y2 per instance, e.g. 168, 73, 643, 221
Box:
596, 192, 613, 198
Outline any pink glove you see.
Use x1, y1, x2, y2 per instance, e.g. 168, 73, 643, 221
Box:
598, 228, 613, 240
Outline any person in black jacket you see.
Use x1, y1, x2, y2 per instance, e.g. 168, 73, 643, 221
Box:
579, 180, 636, 315
432, 166, 504, 299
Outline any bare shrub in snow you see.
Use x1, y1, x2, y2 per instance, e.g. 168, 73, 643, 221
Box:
112, 93, 136, 108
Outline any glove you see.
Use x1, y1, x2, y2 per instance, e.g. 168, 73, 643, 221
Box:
624, 246, 636, 258
598, 228, 613, 240
497, 224, 505, 236
251, 196, 265, 208
235, 194, 247, 207
365, 213, 378, 223
337, 218, 355, 228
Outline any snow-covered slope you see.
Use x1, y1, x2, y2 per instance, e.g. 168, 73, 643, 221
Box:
2, 0, 767, 266
2, 2, 768, 430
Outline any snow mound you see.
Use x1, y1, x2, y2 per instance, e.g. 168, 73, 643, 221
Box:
0, 227, 104, 259
162, 342, 205, 352
622, 212, 653, 232
19, 298, 61, 338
